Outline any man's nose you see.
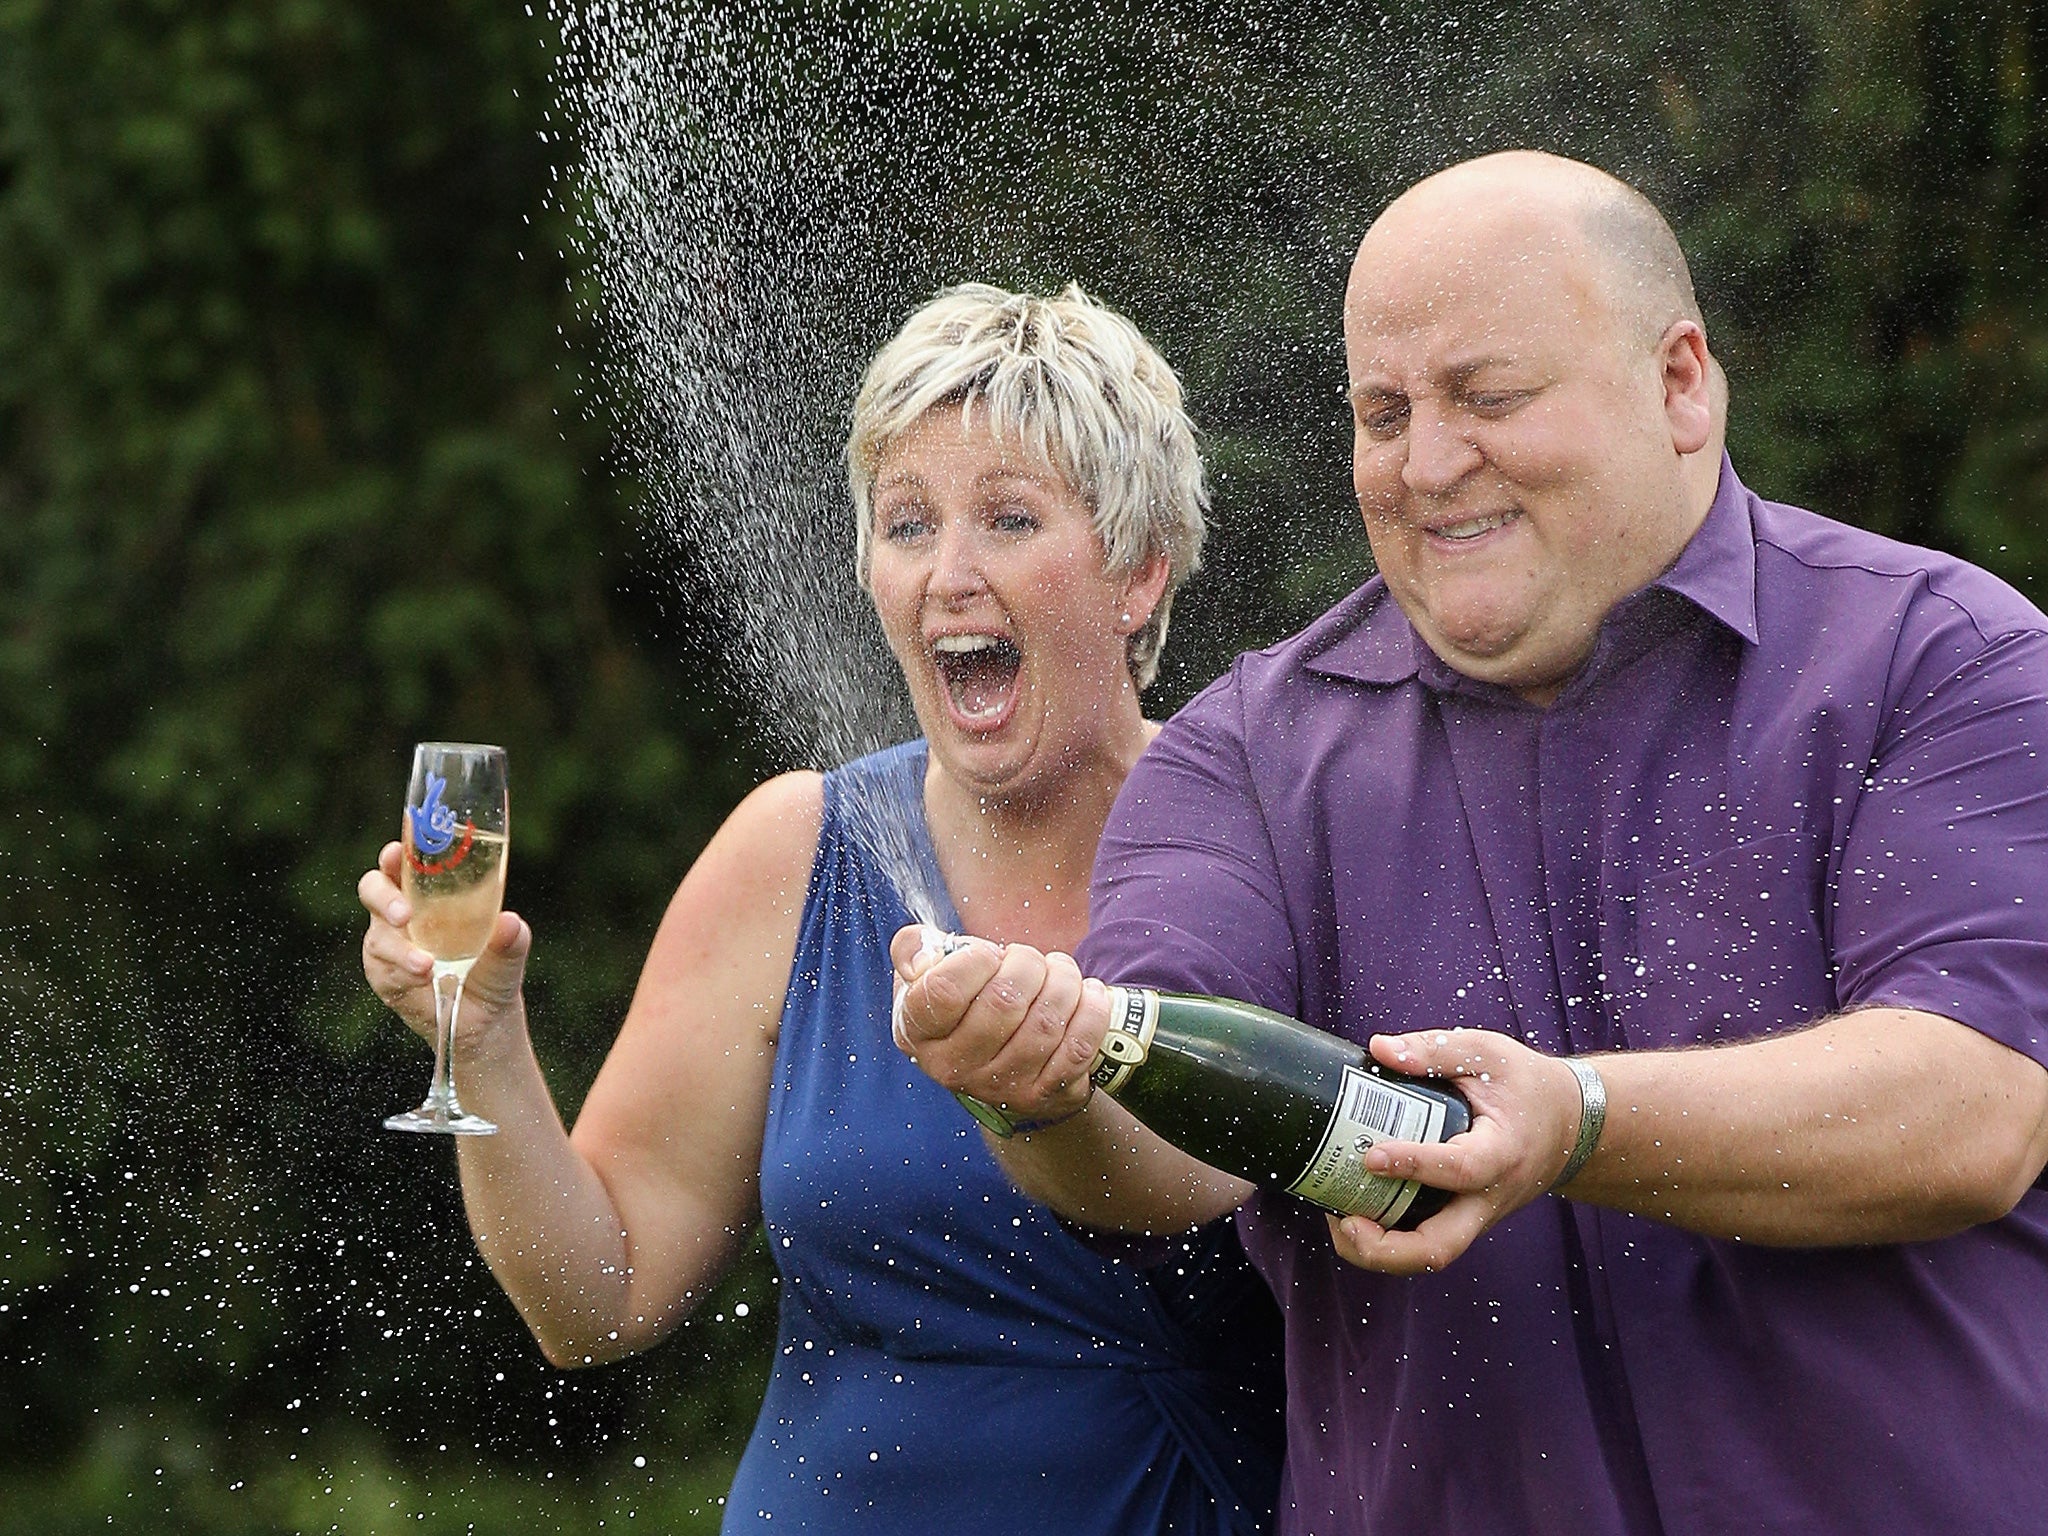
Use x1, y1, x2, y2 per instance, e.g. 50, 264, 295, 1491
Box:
1400, 403, 1481, 495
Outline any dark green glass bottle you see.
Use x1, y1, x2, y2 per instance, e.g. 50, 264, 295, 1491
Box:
911, 929, 1468, 1231
1089, 987, 1470, 1230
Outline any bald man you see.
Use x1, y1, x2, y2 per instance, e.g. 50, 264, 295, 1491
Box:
894, 152, 2048, 1533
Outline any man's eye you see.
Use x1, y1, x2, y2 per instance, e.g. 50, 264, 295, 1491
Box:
1466, 391, 1529, 417
1358, 402, 1409, 438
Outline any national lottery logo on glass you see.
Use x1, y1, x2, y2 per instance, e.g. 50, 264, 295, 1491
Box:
385, 742, 509, 1137
406, 771, 476, 875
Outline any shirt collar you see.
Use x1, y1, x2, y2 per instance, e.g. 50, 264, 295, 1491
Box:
1646, 453, 1759, 645
1305, 454, 1759, 690
1300, 583, 1421, 686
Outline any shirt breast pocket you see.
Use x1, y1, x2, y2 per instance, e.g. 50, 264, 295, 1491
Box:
1620, 832, 1836, 1048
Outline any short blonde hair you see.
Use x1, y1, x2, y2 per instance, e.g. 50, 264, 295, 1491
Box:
846, 282, 1207, 690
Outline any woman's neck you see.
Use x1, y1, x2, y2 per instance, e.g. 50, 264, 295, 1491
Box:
923, 722, 1158, 955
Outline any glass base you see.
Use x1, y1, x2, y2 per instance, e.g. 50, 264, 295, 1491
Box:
384, 1105, 498, 1136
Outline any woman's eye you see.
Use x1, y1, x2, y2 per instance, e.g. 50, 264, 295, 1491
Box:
881, 512, 930, 542
992, 508, 1039, 534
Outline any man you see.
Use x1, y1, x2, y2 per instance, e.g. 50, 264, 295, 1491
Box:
892, 151, 2048, 1533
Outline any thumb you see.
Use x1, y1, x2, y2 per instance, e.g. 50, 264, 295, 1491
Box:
1370, 1027, 1472, 1080
460, 911, 532, 1011
890, 923, 933, 982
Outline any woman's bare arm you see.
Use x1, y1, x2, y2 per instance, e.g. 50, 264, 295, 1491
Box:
361, 771, 821, 1366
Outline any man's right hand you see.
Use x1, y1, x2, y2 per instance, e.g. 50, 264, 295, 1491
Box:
888, 927, 1111, 1128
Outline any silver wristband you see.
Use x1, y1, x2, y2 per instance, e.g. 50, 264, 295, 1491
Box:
1553, 1057, 1607, 1193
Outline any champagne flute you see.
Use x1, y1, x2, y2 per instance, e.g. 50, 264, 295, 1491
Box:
384, 742, 508, 1136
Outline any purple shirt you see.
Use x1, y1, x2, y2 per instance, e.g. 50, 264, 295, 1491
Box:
1079, 461, 2048, 1535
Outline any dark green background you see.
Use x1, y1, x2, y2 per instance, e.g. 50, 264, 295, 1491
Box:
2, 1, 2042, 1530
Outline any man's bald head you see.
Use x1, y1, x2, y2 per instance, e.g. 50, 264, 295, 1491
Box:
1573, 170, 1703, 341
1361, 150, 1703, 351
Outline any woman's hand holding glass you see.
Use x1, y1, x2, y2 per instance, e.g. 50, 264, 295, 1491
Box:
363, 741, 524, 1135
359, 840, 532, 1061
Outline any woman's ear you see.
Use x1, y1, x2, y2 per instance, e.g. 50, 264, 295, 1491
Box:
1120, 551, 1172, 633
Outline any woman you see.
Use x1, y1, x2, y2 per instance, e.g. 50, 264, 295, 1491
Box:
359, 283, 1282, 1533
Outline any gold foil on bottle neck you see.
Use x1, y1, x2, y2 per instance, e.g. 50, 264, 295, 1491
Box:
1091, 987, 1158, 1096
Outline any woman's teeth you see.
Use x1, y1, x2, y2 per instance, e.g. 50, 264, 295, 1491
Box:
933, 634, 1022, 721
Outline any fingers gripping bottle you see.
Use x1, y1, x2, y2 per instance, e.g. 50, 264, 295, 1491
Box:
910, 929, 1471, 1232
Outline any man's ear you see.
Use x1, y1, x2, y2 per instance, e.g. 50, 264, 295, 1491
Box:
1660, 320, 1714, 456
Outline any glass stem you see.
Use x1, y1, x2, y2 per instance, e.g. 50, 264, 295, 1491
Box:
427, 965, 469, 1119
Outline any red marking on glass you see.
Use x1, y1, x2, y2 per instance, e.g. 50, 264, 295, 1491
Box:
406, 819, 476, 875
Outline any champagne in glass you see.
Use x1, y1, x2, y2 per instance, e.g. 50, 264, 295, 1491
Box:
384, 742, 508, 1136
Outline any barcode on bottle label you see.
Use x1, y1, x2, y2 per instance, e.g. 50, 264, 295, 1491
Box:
1287, 1066, 1450, 1224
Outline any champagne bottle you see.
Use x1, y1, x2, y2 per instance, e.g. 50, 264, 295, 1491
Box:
915, 931, 1469, 1230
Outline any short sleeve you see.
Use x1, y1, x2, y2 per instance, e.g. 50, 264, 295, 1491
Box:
1078, 670, 1303, 1017
1832, 627, 2048, 1069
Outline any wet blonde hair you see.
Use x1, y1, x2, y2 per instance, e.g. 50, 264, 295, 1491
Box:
846, 282, 1207, 690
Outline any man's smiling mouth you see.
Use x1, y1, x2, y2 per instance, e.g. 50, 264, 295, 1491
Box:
1433, 511, 1522, 542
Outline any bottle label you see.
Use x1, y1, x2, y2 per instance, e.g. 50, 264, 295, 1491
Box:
1287, 1065, 1450, 1224
1091, 987, 1157, 1097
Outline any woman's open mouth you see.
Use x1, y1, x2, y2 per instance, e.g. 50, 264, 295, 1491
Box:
933, 633, 1023, 730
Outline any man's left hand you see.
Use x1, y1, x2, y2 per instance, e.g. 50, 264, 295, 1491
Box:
1326, 1028, 1585, 1275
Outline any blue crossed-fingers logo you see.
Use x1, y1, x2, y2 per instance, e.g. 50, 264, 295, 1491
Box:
408, 773, 460, 856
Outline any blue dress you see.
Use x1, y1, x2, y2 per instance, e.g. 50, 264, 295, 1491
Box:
723, 742, 1283, 1534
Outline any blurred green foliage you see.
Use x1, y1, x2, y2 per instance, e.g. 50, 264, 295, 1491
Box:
0, 0, 771, 1524
0, 1410, 735, 1534
1, 0, 2043, 1529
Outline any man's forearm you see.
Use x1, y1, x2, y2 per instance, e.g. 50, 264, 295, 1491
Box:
1568, 1008, 2048, 1245
992, 1094, 1252, 1236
